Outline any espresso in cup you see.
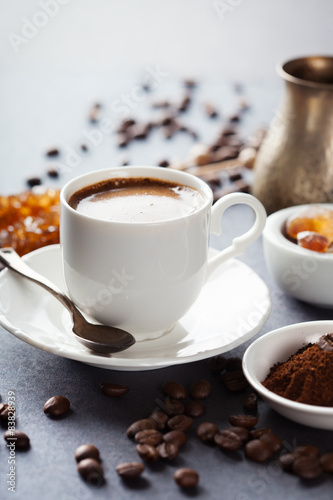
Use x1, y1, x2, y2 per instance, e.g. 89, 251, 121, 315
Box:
68, 177, 204, 223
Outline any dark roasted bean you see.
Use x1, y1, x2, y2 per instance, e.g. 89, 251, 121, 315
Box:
162, 381, 186, 400
189, 380, 211, 400
204, 103, 218, 118
233, 179, 251, 193
249, 428, 272, 439
279, 453, 297, 472
294, 445, 320, 457
243, 393, 258, 411
259, 432, 283, 453
88, 103, 102, 123
162, 398, 185, 416
292, 456, 323, 480
134, 429, 163, 447
317, 333, 333, 352
208, 355, 227, 373
163, 430, 187, 448
149, 410, 168, 430
77, 458, 104, 485
229, 415, 258, 429
185, 400, 205, 418
319, 452, 333, 473
229, 113, 241, 122
75, 444, 100, 463
184, 79, 197, 89
4, 430, 30, 450
167, 414, 193, 432
158, 159, 170, 168
221, 370, 249, 392
178, 93, 191, 112
214, 429, 243, 451
27, 177, 42, 188
226, 356, 243, 371
245, 439, 273, 462
117, 118, 136, 133
80, 143, 89, 152
228, 426, 249, 443
47, 167, 59, 178
196, 422, 219, 442
46, 148, 59, 157
157, 442, 179, 460
0, 404, 14, 422
136, 443, 160, 462
116, 462, 144, 478
43, 396, 70, 417
174, 468, 199, 488
127, 419, 155, 438
132, 124, 149, 140
100, 382, 129, 397
117, 133, 129, 148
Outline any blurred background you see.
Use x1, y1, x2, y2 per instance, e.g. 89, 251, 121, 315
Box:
1, 0, 332, 193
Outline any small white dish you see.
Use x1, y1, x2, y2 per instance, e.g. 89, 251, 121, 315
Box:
0, 245, 271, 371
243, 320, 333, 430
263, 204, 333, 308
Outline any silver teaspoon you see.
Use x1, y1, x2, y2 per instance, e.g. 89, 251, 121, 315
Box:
0, 247, 136, 354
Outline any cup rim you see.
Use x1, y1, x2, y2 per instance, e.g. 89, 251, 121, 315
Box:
60, 166, 213, 225
277, 55, 333, 90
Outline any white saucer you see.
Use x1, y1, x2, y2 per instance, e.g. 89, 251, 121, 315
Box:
0, 245, 271, 371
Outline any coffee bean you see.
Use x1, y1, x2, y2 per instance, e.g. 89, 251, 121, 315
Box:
116, 462, 144, 478
189, 380, 211, 400
158, 159, 170, 168
80, 143, 89, 153
204, 102, 218, 118
163, 125, 176, 139
162, 381, 186, 400
245, 439, 273, 462
117, 133, 129, 148
174, 468, 199, 488
0, 403, 14, 422
27, 177, 42, 188
243, 393, 258, 411
77, 458, 104, 485
88, 103, 102, 123
149, 410, 168, 430
46, 148, 59, 157
162, 398, 185, 416
317, 333, 333, 352
294, 445, 320, 458
292, 456, 323, 480
279, 453, 297, 472
226, 356, 243, 371
259, 432, 283, 453
47, 167, 59, 178
184, 79, 197, 89
238, 95, 250, 110
100, 382, 129, 397
157, 442, 179, 460
196, 422, 219, 442
127, 419, 155, 438
152, 99, 171, 109
134, 429, 163, 447
219, 124, 238, 137
136, 443, 160, 462
228, 426, 249, 443
320, 452, 333, 473
221, 370, 248, 392
167, 415, 193, 432
163, 430, 187, 448
214, 429, 243, 451
117, 118, 136, 133
233, 179, 251, 194
249, 428, 272, 439
229, 112, 241, 122
229, 415, 258, 429
132, 124, 149, 140
178, 93, 191, 112
185, 401, 205, 418
43, 396, 70, 417
4, 430, 30, 450
226, 167, 243, 182
75, 444, 100, 463
208, 355, 227, 373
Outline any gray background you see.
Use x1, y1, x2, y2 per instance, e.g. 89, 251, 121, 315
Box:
1, 1, 333, 499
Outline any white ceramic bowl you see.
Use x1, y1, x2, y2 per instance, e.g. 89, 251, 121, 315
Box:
263, 203, 333, 308
243, 320, 333, 430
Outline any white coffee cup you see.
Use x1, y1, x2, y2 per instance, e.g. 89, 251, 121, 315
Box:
60, 166, 266, 341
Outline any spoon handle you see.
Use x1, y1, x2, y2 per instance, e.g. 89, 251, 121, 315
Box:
0, 247, 75, 315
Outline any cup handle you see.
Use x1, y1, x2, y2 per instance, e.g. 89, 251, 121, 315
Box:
206, 193, 266, 279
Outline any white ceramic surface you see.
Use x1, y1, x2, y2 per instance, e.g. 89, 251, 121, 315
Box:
0, 245, 271, 371
263, 203, 333, 308
243, 320, 333, 430
61, 166, 266, 340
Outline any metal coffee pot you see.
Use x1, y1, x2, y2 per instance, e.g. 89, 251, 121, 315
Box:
253, 56, 333, 214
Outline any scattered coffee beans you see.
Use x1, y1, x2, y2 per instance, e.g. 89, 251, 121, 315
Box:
157, 441, 179, 460
163, 430, 187, 448
77, 458, 104, 485
46, 148, 59, 157
149, 410, 168, 430
185, 400, 205, 418
127, 419, 155, 439
43, 396, 70, 417
161, 398, 185, 416
4, 430, 30, 449
134, 429, 163, 447
225, 356, 243, 371
221, 370, 249, 391
189, 380, 212, 400
196, 422, 219, 443
208, 355, 227, 373
228, 415, 258, 428
243, 392, 258, 411
116, 462, 144, 478
136, 443, 160, 462
245, 439, 274, 462
75, 444, 100, 463
174, 468, 199, 488
214, 429, 243, 452
27, 177, 42, 188
162, 381, 187, 400
100, 382, 129, 397
167, 415, 193, 432
292, 456, 323, 480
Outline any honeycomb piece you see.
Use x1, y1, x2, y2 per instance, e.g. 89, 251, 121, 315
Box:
286, 206, 333, 242
297, 231, 329, 253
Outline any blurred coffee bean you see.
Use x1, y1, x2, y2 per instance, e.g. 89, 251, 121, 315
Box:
117, 133, 129, 148
226, 357, 243, 372
47, 167, 59, 178
163, 125, 176, 139
75, 444, 100, 463
134, 429, 163, 447
212, 146, 239, 163
204, 102, 218, 118
174, 468, 199, 488
185, 401, 205, 418
317, 333, 333, 352
43, 396, 70, 417
245, 439, 273, 462
27, 177, 42, 188
228, 426, 250, 443
178, 93, 191, 112
4, 430, 30, 449
292, 456, 323, 480
196, 422, 219, 442
233, 179, 250, 193
117, 118, 136, 133
152, 99, 171, 109
229, 112, 241, 122
158, 159, 170, 168
163, 430, 187, 448
46, 148, 60, 157
132, 124, 149, 140
229, 415, 258, 429
116, 462, 144, 478
157, 442, 179, 460
80, 143, 89, 153
100, 382, 129, 397
219, 124, 238, 137
184, 79, 197, 89
0, 404, 13, 422
259, 432, 283, 453
162, 381, 186, 400
167, 415, 193, 432
208, 355, 227, 373
88, 103, 102, 123
149, 410, 169, 430
279, 453, 297, 472
136, 443, 160, 462
225, 167, 243, 182
189, 380, 212, 400
127, 419, 155, 438
214, 429, 243, 451
243, 393, 258, 411
162, 398, 185, 416
238, 95, 250, 110
77, 458, 104, 485
320, 452, 333, 473
294, 445, 320, 457
249, 428, 272, 439
221, 370, 249, 392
